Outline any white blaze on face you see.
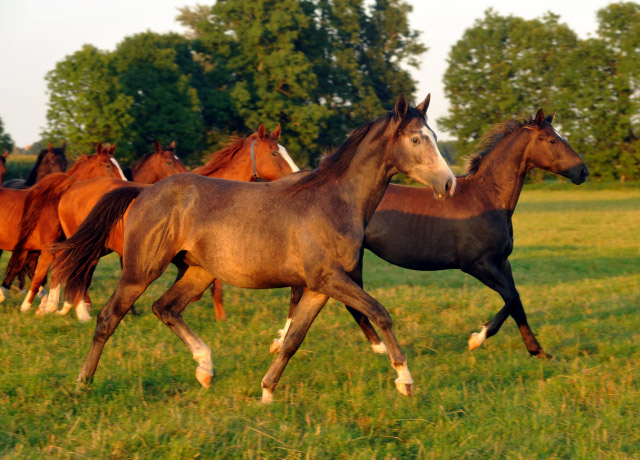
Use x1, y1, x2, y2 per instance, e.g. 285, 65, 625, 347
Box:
552, 126, 567, 143
421, 125, 449, 169
111, 158, 127, 180
278, 144, 300, 172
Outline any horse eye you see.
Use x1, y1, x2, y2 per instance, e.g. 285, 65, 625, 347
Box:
272, 151, 279, 157
411, 137, 419, 144
550, 139, 556, 144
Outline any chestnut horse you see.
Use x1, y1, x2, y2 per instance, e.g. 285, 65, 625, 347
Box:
2, 142, 68, 189
1, 141, 183, 317
48, 125, 296, 321
277, 108, 589, 359
52, 95, 455, 402
0, 143, 126, 310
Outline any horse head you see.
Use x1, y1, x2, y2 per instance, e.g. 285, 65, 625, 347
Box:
247, 124, 299, 181
525, 109, 589, 184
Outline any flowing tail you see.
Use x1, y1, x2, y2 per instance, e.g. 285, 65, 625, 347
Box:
51, 186, 143, 305
4, 173, 76, 287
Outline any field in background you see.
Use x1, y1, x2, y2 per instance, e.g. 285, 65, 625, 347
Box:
0, 187, 639, 459
3, 154, 36, 182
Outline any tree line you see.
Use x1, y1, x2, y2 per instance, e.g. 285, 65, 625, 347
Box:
2, 1, 638, 180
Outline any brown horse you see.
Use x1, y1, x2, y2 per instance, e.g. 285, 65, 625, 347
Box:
0, 151, 7, 184
48, 125, 296, 321
122, 141, 186, 183
1, 141, 182, 317
0, 143, 126, 310
52, 94, 455, 402
276, 108, 589, 359
2, 142, 68, 189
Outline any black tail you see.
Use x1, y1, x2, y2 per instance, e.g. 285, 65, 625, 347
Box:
51, 186, 143, 304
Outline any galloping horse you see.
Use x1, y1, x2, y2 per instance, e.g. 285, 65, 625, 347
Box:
275, 108, 589, 359
1, 142, 182, 318
2, 142, 68, 189
50, 125, 296, 321
0, 151, 7, 184
0, 143, 126, 310
52, 95, 455, 402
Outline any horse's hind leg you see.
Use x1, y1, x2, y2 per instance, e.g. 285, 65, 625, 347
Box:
262, 288, 329, 403
270, 286, 303, 353
210, 278, 226, 321
19, 251, 53, 313
151, 265, 216, 387
464, 259, 548, 358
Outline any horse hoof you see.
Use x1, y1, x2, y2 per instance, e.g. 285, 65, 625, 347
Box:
261, 388, 274, 404
394, 379, 413, 396
35, 308, 46, 317
195, 368, 212, 388
270, 339, 281, 354
371, 341, 388, 354
468, 326, 488, 351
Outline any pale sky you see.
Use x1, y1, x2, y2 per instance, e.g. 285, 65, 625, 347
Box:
0, 0, 617, 147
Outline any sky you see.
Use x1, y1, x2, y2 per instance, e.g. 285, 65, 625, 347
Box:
0, 0, 618, 148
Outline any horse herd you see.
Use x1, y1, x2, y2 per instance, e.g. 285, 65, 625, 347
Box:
0, 95, 588, 403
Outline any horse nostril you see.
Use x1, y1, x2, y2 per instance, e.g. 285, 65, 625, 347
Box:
445, 180, 451, 193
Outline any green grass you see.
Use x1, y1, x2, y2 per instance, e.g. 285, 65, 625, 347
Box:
1, 188, 639, 459
3, 154, 36, 182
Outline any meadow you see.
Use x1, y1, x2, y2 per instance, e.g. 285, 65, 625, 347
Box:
0, 185, 639, 459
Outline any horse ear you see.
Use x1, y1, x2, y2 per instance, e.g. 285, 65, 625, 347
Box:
272, 124, 281, 140
48, 142, 54, 152
534, 109, 545, 127
96, 142, 103, 155
545, 109, 556, 124
258, 124, 267, 140
416, 94, 431, 118
154, 140, 161, 153
170, 140, 176, 149
110, 142, 117, 155
2, 150, 8, 159
60, 141, 67, 152
394, 94, 408, 118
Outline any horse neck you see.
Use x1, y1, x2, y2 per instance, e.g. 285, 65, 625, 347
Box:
469, 129, 532, 215
206, 147, 254, 181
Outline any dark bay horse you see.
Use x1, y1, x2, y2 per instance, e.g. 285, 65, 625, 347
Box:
276, 108, 589, 359
0, 151, 7, 184
49, 125, 296, 321
0, 143, 126, 311
2, 142, 68, 189
52, 95, 455, 402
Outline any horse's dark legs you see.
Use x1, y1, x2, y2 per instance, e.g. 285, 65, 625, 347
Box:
270, 286, 303, 353
261, 288, 329, 403
210, 278, 226, 321
151, 265, 216, 387
464, 259, 548, 358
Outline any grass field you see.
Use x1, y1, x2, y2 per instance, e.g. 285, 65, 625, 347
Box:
1, 186, 639, 459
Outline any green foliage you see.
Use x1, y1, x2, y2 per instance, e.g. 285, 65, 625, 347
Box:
43, 45, 134, 159
0, 116, 15, 153
2, 154, 35, 182
440, 3, 640, 181
1, 187, 639, 458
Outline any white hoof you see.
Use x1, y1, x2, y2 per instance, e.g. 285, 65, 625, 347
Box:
468, 325, 488, 351
0, 286, 7, 303
371, 341, 388, 354
261, 387, 274, 404
75, 300, 92, 322
35, 308, 46, 317
20, 297, 32, 312
394, 378, 413, 396
195, 367, 213, 388
58, 301, 73, 316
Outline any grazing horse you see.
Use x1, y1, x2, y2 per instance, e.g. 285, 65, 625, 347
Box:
2, 142, 68, 189
0, 151, 7, 184
50, 125, 296, 321
276, 108, 589, 359
0, 143, 126, 310
52, 94, 455, 402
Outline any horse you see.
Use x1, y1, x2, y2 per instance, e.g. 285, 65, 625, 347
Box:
0, 151, 7, 184
275, 108, 589, 360
46, 125, 297, 321
2, 142, 68, 189
52, 94, 455, 402
0, 143, 127, 310
122, 141, 186, 183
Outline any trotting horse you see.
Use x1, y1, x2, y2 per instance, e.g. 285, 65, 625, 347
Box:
48, 125, 297, 321
0, 143, 126, 310
52, 94, 455, 402
274, 108, 589, 359
2, 142, 68, 189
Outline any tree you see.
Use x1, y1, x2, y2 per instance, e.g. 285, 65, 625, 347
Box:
0, 117, 14, 153
439, 10, 578, 158
43, 45, 134, 157
178, 0, 425, 165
